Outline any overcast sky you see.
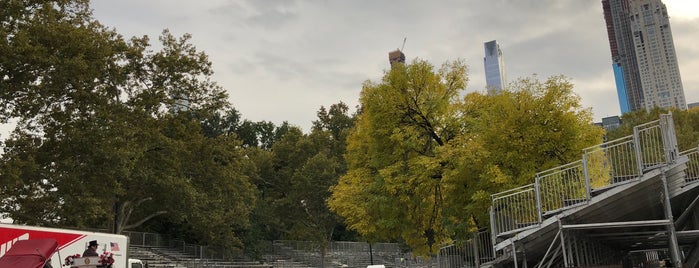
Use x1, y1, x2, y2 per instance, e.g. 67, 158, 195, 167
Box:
1, 1, 698, 140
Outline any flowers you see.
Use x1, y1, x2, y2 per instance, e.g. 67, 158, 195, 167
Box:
64, 254, 81, 266
99, 252, 115, 266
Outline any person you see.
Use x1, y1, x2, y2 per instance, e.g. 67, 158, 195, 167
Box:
43, 259, 53, 268
83, 240, 99, 257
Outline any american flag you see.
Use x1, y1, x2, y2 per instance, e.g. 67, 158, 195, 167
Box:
110, 242, 120, 251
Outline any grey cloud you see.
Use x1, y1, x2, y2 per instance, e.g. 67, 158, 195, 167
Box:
209, 0, 300, 30
86, 0, 698, 129
253, 51, 309, 80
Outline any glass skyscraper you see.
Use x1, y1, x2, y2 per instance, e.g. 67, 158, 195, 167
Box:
484, 40, 506, 93
602, 0, 686, 113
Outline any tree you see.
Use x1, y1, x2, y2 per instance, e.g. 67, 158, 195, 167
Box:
239, 103, 355, 264
0, 0, 256, 252
328, 59, 603, 255
607, 108, 699, 152
453, 76, 604, 228
329, 59, 469, 255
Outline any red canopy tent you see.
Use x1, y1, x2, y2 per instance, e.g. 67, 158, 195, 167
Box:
0, 238, 58, 268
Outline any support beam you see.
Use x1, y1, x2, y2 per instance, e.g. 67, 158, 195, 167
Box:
674, 192, 699, 230
661, 173, 682, 267
688, 205, 699, 267
559, 220, 569, 267
512, 239, 518, 268
545, 245, 562, 268
536, 230, 560, 268
686, 241, 699, 268
561, 219, 670, 230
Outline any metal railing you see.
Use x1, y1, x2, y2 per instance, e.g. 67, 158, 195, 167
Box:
490, 184, 539, 236
272, 240, 403, 268
437, 231, 494, 268
491, 114, 679, 237
124, 231, 245, 266
537, 160, 587, 217
682, 146, 699, 184
583, 135, 639, 190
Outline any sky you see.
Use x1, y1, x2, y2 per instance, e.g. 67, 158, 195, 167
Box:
1, 0, 698, 139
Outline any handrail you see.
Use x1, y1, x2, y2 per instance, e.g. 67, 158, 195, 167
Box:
681, 146, 699, 184
490, 114, 678, 238
492, 183, 535, 198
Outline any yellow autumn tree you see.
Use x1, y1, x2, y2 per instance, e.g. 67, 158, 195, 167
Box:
328, 58, 604, 256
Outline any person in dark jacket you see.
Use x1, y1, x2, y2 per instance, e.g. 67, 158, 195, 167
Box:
82, 240, 99, 257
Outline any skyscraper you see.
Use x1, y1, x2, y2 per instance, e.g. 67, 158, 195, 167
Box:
602, 0, 687, 113
484, 40, 506, 93
388, 49, 406, 66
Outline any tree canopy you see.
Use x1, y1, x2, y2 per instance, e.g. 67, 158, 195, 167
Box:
606, 107, 699, 152
1, 0, 622, 259
328, 59, 604, 255
0, 0, 255, 250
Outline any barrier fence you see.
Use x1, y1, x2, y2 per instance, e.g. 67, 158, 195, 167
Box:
682, 146, 699, 183
437, 231, 494, 268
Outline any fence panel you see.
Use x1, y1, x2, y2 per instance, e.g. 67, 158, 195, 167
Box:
537, 161, 587, 216
635, 119, 669, 171
437, 231, 493, 268
682, 147, 699, 183
583, 135, 639, 191
491, 184, 538, 236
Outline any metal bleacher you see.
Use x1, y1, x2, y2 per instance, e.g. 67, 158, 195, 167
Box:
125, 232, 272, 268
437, 113, 699, 267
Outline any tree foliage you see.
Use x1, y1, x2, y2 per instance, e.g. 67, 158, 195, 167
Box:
328, 59, 604, 255
453, 76, 604, 229
0, 0, 255, 251
244, 103, 356, 261
606, 108, 699, 151
0, 0, 620, 258
329, 59, 469, 255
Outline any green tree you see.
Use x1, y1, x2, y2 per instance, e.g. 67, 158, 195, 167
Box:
607, 108, 699, 151
454, 76, 604, 227
329, 59, 468, 255
0, 0, 256, 252
328, 59, 603, 255
241, 103, 355, 264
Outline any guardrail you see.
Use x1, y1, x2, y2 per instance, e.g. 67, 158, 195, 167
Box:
682, 146, 699, 184
124, 231, 236, 260
490, 184, 538, 236
437, 231, 494, 268
537, 160, 586, 217
491, 114, 679, 237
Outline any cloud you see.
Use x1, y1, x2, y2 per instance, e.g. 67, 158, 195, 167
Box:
11, 0, 697, 134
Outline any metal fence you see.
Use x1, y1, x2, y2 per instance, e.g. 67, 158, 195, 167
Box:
124, 231, 239, 261
271, 240, 405, 268
537, 160, 586, 217
490, 114, 679, 238
490, 184, 538, 236
583, 135, 639, 190
682, 146, 699, 184
437, 231, 494, 268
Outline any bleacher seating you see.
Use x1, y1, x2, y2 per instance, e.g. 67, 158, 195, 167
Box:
129, 245, 272, 268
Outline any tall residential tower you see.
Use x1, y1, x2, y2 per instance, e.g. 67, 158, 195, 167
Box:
388, 49, 406, 66
602, 0, 686, 113
484, 40, 506, 93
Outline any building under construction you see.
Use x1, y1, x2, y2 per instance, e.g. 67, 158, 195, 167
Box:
438, 113, 699, 267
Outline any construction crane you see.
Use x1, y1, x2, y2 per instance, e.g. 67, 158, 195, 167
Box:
389, 37, 407, 65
